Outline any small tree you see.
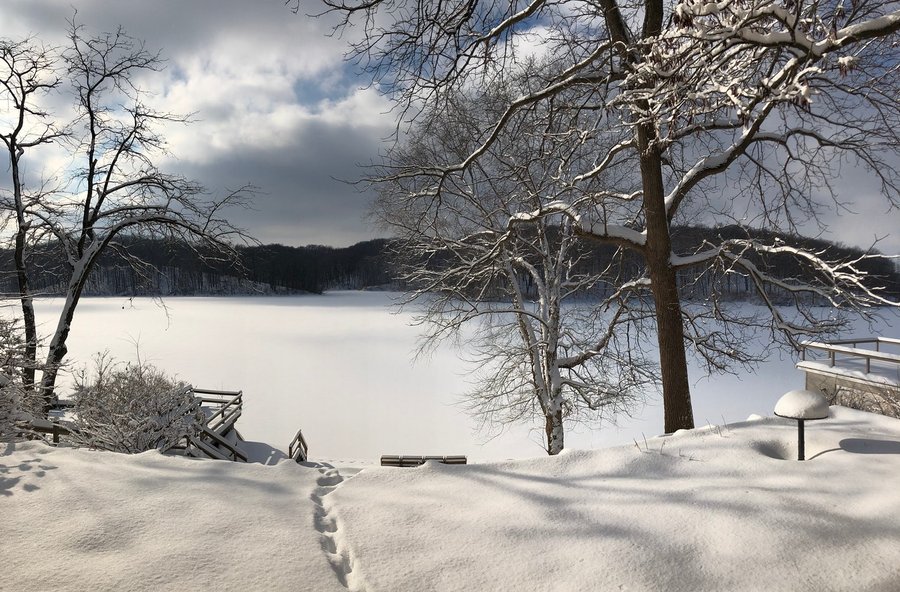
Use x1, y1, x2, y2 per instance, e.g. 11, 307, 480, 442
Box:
71, 354, 203, 454
377, 85, 656, 453
0, 36, 65, 394
0, 21, 253, 411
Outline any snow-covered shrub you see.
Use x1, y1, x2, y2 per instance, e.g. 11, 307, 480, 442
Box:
0, 374, 22, 439
72, 354, 203, 453
826, 385, 900, 420
0, 318, 40, 440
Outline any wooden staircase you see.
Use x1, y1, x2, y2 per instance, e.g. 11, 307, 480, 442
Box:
180, 389, 248, 462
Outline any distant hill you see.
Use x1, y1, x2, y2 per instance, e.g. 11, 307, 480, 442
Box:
1, 227, 896, 299
0, 238, 395, 297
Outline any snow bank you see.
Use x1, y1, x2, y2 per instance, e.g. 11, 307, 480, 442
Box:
2, 443, 347, 591
331, 407, 900, 591
4, 407, 900, 591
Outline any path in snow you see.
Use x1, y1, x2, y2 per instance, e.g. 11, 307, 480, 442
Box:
310, 464, 365, 591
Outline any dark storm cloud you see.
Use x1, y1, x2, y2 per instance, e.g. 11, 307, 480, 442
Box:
0, 0, 390, 247
182, 118, 387, 247
1, 0, 896, 253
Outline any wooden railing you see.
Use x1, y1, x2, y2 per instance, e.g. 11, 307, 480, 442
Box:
185, 389, 247, 462
27, 417, 71, 444
31, 387, 248, 463
800, 338, 900, 375
288, 428, 308, 462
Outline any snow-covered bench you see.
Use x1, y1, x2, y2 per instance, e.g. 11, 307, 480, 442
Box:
380, 455, 467, 467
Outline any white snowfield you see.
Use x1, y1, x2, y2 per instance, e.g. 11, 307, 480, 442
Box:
4, 406, 900, 591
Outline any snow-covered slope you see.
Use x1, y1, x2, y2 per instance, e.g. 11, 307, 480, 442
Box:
4, 407, 900, 591
2, 445, 348, 592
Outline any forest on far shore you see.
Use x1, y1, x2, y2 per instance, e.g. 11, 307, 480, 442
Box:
1, 227, 898, 300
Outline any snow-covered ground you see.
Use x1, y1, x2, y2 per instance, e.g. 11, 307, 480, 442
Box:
4, 406, 900, 591
29, 292, 900, 462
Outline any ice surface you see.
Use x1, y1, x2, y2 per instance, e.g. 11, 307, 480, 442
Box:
26, 293, 900, 462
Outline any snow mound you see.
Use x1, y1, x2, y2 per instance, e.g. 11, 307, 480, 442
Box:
331, 407, 900, 591
774, 389, 829, 420
4, 406, 900, 591
2, 444, 348, 592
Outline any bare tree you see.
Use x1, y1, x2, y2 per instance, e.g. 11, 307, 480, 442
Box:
377, 84, 656, 453
0, 37, 65, 394
308, 0, 900, 433
1, 22, 253, 411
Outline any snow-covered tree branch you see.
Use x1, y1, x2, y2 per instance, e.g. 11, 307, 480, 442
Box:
374, 84, 655, 454
314, 0, 900, 433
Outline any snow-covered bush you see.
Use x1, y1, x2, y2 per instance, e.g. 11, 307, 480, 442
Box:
0, 374, 22, 439
826, 385, 900, 420
72, 355, 203, 453
0, 318, 40, 440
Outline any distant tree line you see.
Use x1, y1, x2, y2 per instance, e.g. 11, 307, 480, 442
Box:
0, 237, 395, 296
1, 229, 896, 300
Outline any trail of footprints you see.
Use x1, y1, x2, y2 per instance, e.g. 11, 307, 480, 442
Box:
311, 466, 364, 591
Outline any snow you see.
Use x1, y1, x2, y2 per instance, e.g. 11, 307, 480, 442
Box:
26, 293, 900, 462
774, 389, 829, 419
2, 442, 349, 592
4, 406, 900, 590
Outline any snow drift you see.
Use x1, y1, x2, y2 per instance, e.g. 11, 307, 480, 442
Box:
3, 406, 899, 591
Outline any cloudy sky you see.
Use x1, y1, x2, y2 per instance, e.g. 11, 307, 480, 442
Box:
0, 0, 393, 248
1, 0, 898, 255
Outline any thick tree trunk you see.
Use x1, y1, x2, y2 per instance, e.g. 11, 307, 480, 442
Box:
39, 271, 89, 413
15, 232, 37, 392
39, 305, 73, 413
638, 124, 695, 434
545, 407, 564, 455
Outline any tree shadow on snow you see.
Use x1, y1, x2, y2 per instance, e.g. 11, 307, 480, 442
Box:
839, 438, 900, 454
0, 444, 57, 496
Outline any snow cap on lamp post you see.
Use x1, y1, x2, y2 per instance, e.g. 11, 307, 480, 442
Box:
774, 389, 829, 461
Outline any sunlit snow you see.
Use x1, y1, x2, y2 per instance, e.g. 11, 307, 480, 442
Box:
4, 407, 900, 591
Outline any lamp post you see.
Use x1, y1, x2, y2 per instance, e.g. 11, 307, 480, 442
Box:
773, 389, 829, 461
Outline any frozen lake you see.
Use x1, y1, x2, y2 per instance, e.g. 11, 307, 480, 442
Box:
27, 292, 900, 462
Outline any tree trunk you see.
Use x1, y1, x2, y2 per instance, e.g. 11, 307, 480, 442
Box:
638, 123, 695, 434
10, 154, 38, 392
39, 270, 89, 412
545, 407, 564, 455
14, 229, 37, 392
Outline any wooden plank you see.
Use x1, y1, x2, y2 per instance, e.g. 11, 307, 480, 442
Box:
210, 409, 241, 437
204, 396, 242, 429
200, 426, 248, 462
188, 436, 230, 461
193, 388, 243, 397
381, 454, 467, 466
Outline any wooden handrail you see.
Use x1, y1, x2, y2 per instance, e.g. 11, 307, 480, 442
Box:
203, 391, 242, 430
288, 428, 308, 462
30, 386, 249, 462
800, 340, 900, 374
